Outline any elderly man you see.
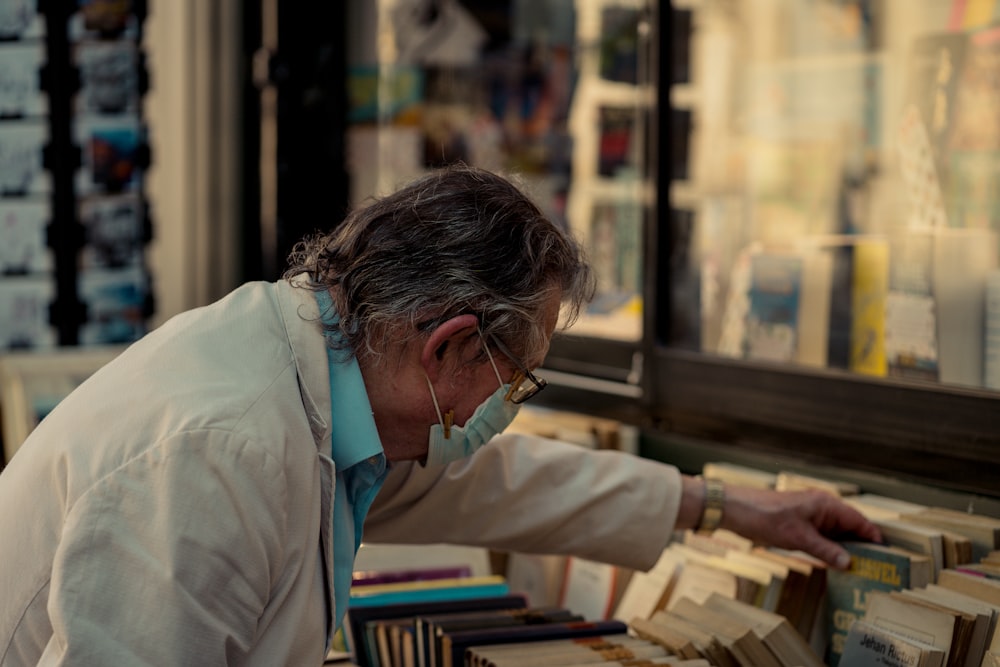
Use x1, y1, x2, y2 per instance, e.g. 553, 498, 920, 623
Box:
0, 165, 878, 665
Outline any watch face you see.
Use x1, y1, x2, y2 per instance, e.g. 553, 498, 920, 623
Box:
697, 478, 725, 534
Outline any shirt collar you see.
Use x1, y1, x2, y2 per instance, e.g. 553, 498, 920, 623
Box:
327, 349, 384, 471
314, 287, 385, 471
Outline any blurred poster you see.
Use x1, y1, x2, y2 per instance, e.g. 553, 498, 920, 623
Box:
0, 199, 50, 275
0, 275, 55, 349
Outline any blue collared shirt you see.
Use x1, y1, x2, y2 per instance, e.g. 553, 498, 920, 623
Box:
315, 289, 388, 636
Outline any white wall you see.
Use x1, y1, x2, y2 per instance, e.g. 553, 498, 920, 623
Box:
143, 0, 243, 328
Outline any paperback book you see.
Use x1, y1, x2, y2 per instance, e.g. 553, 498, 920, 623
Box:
826, 541, 933, 665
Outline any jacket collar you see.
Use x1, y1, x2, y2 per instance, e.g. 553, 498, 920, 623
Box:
275, 275, 331, 450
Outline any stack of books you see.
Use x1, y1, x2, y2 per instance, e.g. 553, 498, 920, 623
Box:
342, 573, 512, 665
344, 581, 673, 667
610, 528, 829, 665
337, 463, 1000, 666
699, 461, 1000, 666
339, 541, 830, 666
835, 569, 1000, 667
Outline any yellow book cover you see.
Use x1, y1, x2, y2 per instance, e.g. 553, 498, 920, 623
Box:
850, 238, 890, 376
350, 575, 506, 598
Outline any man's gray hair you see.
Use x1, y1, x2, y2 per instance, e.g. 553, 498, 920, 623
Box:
285, 164, 596, 364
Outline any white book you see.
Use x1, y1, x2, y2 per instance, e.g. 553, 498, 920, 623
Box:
985, 271, 1000, 390
840, 619, 945, 667
613, 549, 682, 623
933, 228, 998, 387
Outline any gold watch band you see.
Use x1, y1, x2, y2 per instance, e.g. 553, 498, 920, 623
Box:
696, 477, 725, 534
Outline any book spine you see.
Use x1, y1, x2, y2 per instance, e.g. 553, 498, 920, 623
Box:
827, 244, 854, 369
348, 582, 511, 608
352, 566, 473, 587
446, 621, 629, 667
849, 239, 889, 376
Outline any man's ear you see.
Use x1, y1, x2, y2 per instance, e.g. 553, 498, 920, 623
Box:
420, 314, 481, 380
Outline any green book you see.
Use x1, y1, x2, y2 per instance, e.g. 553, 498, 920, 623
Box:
825, 541, 933, 666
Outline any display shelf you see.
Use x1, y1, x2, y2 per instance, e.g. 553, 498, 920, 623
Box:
653, 0, 1000, 500
0, 0, 153, 350
641, 427, 1000, 520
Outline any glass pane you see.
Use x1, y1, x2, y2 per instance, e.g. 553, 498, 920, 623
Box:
345, 0, 656, 342
672, 0, 1000, 391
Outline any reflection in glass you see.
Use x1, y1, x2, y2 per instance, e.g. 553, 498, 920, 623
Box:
674, 0, 1000, 391
346, 0, 655, 341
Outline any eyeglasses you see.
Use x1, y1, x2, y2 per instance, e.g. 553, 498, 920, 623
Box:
488, 334, 547, 404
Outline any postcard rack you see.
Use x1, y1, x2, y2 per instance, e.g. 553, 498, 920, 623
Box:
0, 0, 152, 349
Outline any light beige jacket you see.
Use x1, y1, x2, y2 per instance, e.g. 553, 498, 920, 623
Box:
0, 279, 682, 666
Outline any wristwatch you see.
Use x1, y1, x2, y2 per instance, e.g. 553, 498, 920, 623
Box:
696, 477, 725, 534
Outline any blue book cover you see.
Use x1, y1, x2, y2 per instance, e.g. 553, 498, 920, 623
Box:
348, 580, 510, 609
744, 252, 803, 362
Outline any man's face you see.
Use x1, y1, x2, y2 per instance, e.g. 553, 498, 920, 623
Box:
449, 289, 561, 429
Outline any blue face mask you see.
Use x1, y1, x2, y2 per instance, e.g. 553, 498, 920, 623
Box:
423, 334, 520, 466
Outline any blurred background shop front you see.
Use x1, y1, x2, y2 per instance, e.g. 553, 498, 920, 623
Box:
2, 0, 1000, 512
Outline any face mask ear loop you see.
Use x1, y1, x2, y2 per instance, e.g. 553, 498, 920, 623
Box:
424, 373, 453, 438
478, 329, 505, 388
